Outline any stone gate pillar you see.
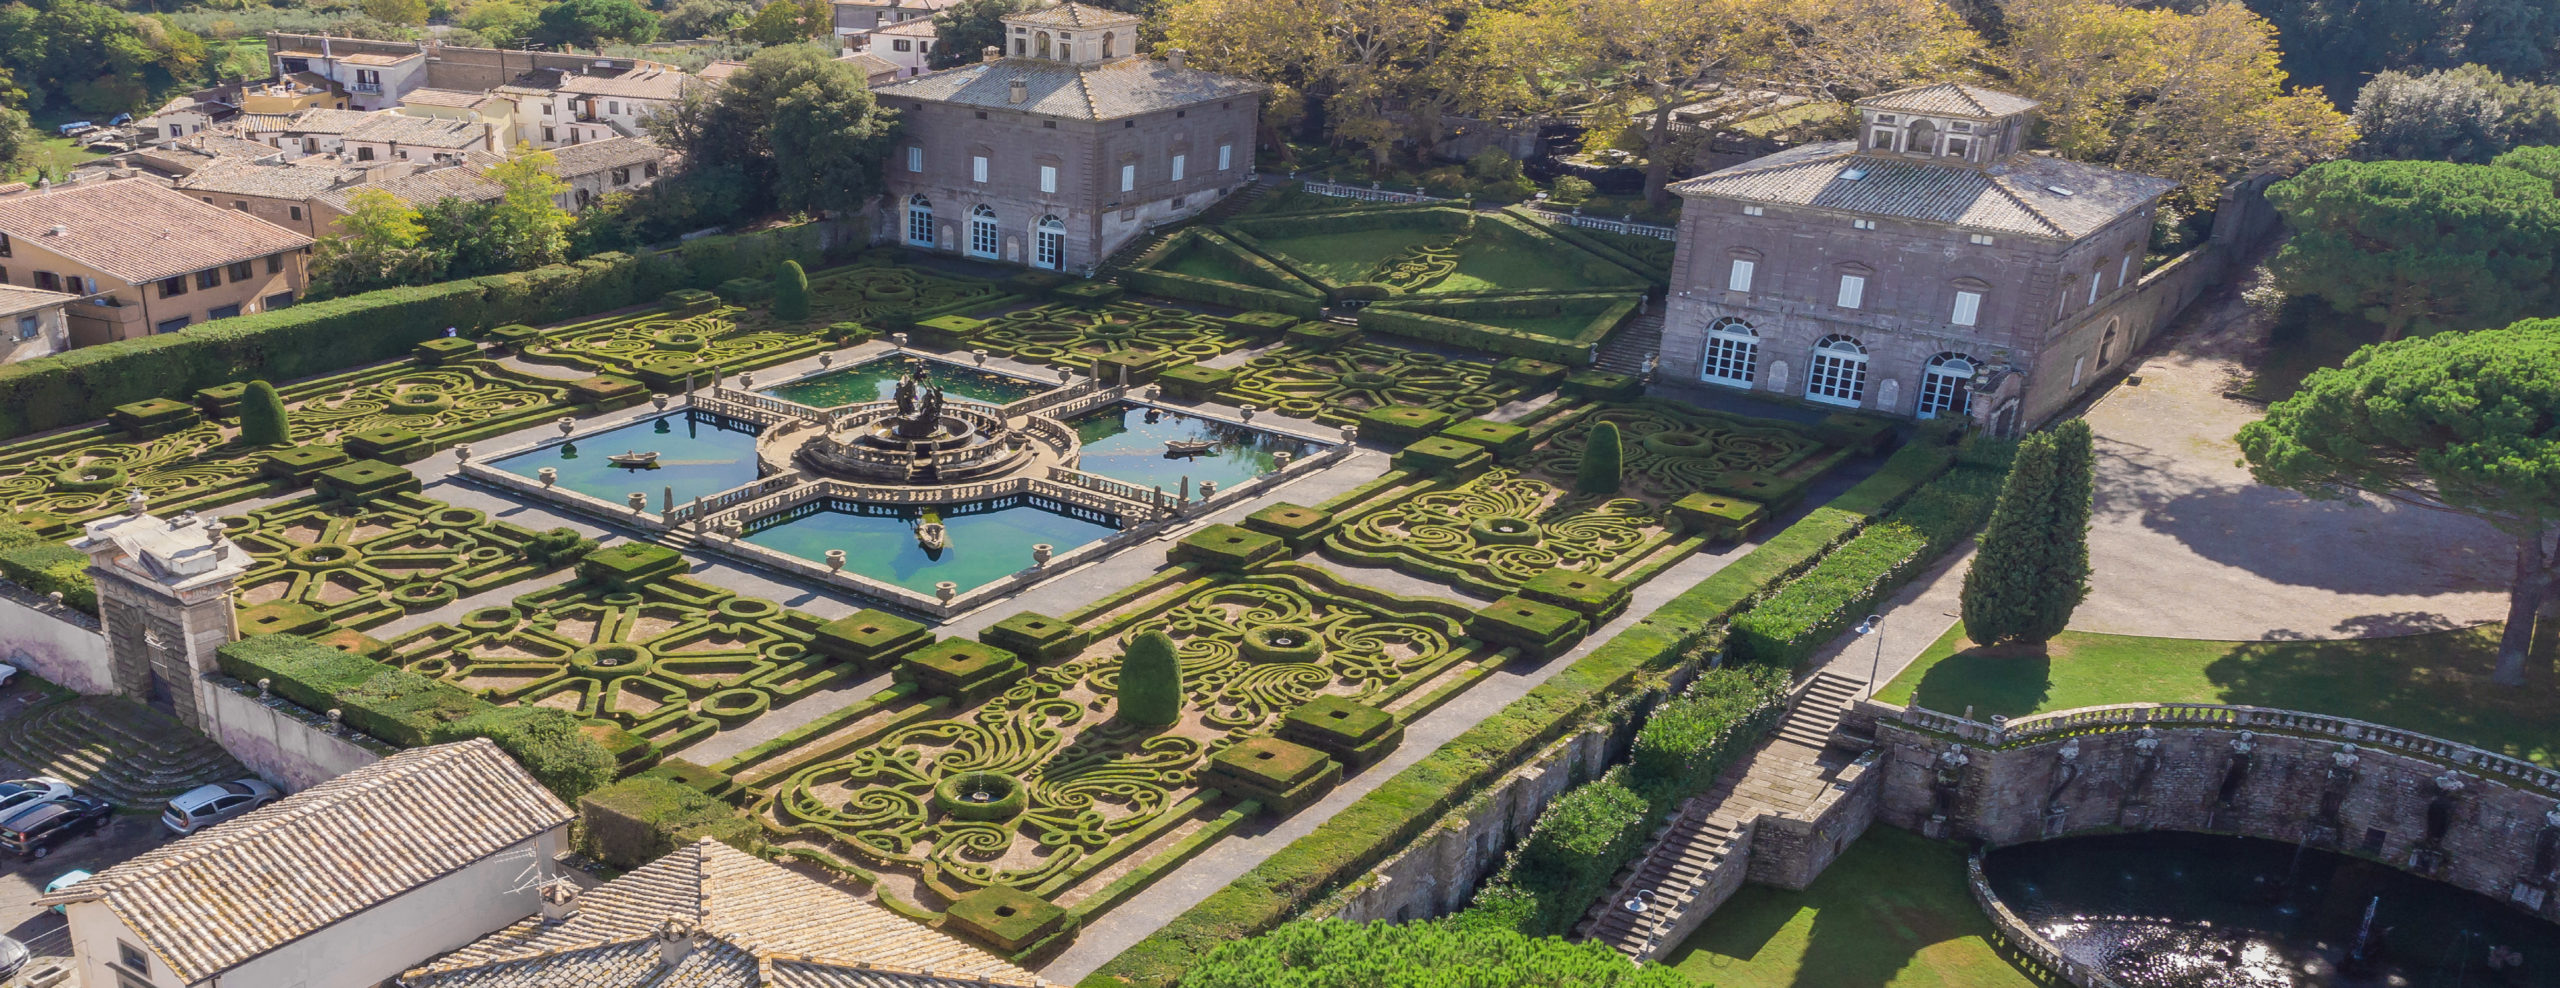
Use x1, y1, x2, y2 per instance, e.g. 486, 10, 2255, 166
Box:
72, 492, 248, 730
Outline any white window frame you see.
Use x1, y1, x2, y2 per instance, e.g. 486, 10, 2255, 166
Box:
972, 155, 989, 183
905, 196, 934, 247
1851, 219, 1876, 230
2119, 254, 2133, 288
1952, 290, 1982, 327
1700, 317, 1758, 388
1120, 163, 1135, 192
1727, 259, 1755, 293
1805, 336, 1869, 407
1836, 274, 1866, 309
968, 205, 1000, 258
1742, 205, 1764, 216
2071, 355, 2087, 386
1968, 233, 1994, 245
907, 146, 923, 173
2087, 270, 2102, 305
1918, 353, 1975, 419
1035, 216, 1065, 269
1040, 165, 1058, 194
1171, 153, 1186, 182
1217, 144, 1231, 171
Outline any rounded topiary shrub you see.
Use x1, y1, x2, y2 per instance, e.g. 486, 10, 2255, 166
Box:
239, 379, 291, 446
1241, 625, 1322, 664
1468, 515, 1541, 546
933, 771, 1026, 821
1578, 421, 1624, 495
1640, 430, 1712, 458
55, 463, 127, 492
570, 643, 656, 681
1115, 630, 1183, 727
773, 259, 811, 320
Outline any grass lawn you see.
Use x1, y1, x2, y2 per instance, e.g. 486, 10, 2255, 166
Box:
1251, 228, 1445, 285
1460, 309, 1603, 338
1877, 621, 2560, 766
1661, 827, 2035, 988
10, 132, 105, 184
1163, 245, 1267, 284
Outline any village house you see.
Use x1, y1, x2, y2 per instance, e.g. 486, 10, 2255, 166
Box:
235, 107, 379, 157
402, 838, 1037, 987
172, 158, 369, 236
1658, 82, 2179, 432
863, 17, 942, 78
873, 2, 1263, 274
0, 283, 76, 363
38, 740, 573, 988
840, 49, 908, 86
544, 137, 671, 211
832, 0, 954, 52
268, 37, 428, 112
236, 72, 350, 116
397, 86, 524, 143
534, 66, 689, 147
0, 179, 311, 343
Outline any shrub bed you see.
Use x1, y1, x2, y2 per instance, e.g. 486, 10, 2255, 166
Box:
1357, 293, 1641, 365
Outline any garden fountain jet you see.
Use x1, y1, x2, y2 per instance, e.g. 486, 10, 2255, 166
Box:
779, 364, 1053, 484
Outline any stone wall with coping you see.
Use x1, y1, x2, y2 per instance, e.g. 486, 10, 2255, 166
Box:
0, 585, 112, 695
200, 677, 387, 792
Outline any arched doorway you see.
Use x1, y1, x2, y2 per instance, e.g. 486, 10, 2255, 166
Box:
906, 194, 934, 247
1700, 316, 1759, 388
1805, 335, 1869, 406
1918, 352, 1976, 419
1035, 215, 1065, 270
2099, 319, 2120, 367
968, 204, 1000, 259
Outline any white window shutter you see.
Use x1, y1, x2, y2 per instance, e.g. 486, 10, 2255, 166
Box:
1727, 259, 1754, 293
1040, 165, 1057, 194
1121, 163, 1135, 192
1837, 275, 1865, 309
972, 156, 988, 183
1952, 291, 1981, 327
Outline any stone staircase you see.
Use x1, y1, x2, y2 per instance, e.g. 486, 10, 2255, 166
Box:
1594, 311, 1664, 377
1583, 671, 1874, 961
1099, 180, 1273, 278
0, 696, 247, 808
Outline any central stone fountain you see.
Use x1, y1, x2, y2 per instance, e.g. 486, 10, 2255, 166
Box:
761, 365, 1061, 484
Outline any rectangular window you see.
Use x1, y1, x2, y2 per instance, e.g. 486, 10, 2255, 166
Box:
893, 39, 911, 51
1851, 219, 1876, 230
1726, 259, 1754, 293
1968, 233, 1994, 245
227, 261, 253, 282
971, 155, 988, 183
1171, 154, 1186, 182
265, 292, 295, 310
1952, 290, 1982, 327
608, 101, 620, 115
268, 255, 284, 274
542, 127, 555, 143
612, 168, 630, 185
207, 303, 241, 320
1836, 274, 1865, 309
0, 231, 12, 256
154, 316, 189, 334
160, 276, 187, 298
908, 146, 923, 173
118, 942, 150, 974
356, 147, 374, 161
1040, 164, 1057, 194
2119, 254, 2133, 287
2087, 272, 2102, 304
1742, 205, 1764, 216
1120, 163, 1135, 192
16, 315, 36, 339
196, 269, 220, 290
1218, 144, 1232, 171
2071, 355, 2087, 386
33, 272, 60, 292
232, 200, 248, 211
289, 206, 303, 221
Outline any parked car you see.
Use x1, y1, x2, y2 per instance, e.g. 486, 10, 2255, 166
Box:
0, 795, 110, 859
44, 869, 91, 913
0, 778, 73, 819
161, 779, 279, 835
104, 113, 132, 127
0, 663, 19, 687
0, 935, 26, 980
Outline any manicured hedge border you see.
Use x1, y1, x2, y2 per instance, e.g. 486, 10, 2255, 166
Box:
1079, 435, 1961, 987
1356, 293, 1640, 365
1120, 269, 1328, 320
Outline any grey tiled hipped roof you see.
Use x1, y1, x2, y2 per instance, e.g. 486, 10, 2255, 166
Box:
1672, 142, 2179, 239
33, 740, 569, 985
1007, 2, 1137, 28
315, 166, 506, 211
874, 57, 1262, 121
1855, 82, 2041, 119
404, 840, 1041, 987
175, 159, 368, 199
545, 138, 671, 177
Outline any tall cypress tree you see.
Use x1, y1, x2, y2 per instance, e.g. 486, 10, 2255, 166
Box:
238, 380, 291, 446
1577, 421, 1623, 495
1115, 630, 1182, 727
1959, 421, 2095, 645
772, 259, 810, 321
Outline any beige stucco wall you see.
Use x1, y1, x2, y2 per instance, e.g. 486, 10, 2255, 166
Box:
0, 239, 307, 344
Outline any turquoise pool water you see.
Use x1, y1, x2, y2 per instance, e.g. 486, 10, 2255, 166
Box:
742, 497, 1119, 594
1071, 404, 1324, 494
491, 412, 763, 506
762, 356, 1049, 408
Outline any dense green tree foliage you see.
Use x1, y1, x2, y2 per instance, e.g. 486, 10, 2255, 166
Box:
1576, 421, 1622, 495
772, 260, 810, 320
533, 0, 661, 48
1180, 916, 1693, 987
238, 380, 290, 446
0, 0, 209, 114
2351, 65, 2560, 163
928, 0, 1040, 70
651, 45, 900, 218
2237, 321, 2560, 686
2242, 0, 2559, 103
1959, 419, 2093, 646
2266, 158, 2560, 339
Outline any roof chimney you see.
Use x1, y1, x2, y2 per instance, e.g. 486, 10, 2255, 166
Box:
537, 878, 580, 925
983, 45, 1000, 63
1167, 48, 1186, 70
47, 224, 66, 237
655, 917, 700, 971
1009, 77, 1028, 104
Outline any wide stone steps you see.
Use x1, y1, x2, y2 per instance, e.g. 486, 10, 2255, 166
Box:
1589, 815, 1742, 955
1774, 672, 1865, 750
0, 697, 246, 807
1595, 312, 1665, 377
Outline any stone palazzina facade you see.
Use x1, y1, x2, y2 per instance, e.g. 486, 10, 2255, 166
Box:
1660, 83, 2180, 432
871, 2, 1263, 275
1870, 714, 2560, 924
73, 492, 248, 729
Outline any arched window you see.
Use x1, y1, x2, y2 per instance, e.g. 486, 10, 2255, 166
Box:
1906, 118, 1938, 155
1700, 316, 1758, 388
968, 204, 1000, 258
1918, 352, 1976, 419
906, 194, 934, 247
1035, 215, 1066, 270
1036, 31, 1052, 59
574, 188, 592, 209
2099, 319, 2119, 366
1101, 31, 1116, 57
1805, 335, 1868, 406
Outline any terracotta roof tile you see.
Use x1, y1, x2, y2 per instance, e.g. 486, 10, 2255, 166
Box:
0, 179, 314, 282
1855, 82, 2041, 119
0, 283, 79, 315
1008, 2, 1136, 29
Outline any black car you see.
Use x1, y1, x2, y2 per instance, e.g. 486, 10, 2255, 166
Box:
0, 795, 110, 859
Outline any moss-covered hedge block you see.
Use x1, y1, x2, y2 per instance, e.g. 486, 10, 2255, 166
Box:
1005, 270, 1070, 298
1158, 362, 1235, 400
662, 288, 721, 314
1053, 279, 1125, 307
1284, 320, 1361, 351
577, 775, 761, 868
1169, 524, 1286, 572
194, 382, 248, 419
579, 542, 688, 591
589, 721, 659, 773
946, 886, 1074, 954
109, 398, 199, 439
1205, 736, 1342, 815
978, 611, 1090, 665
1562, 368, 1643, 401
312, 459, 420, 505
1356, 404, 1453, 446
1219, 310, 1302, 337
1092, 347, 1181, 385
238, 601, 329, 637
810, 608, 933, 669
895, 639, 1028, 705
639, 757, 738, 802
715, 276, 770, 305
1703, 471, 1812, 513
487, 323, 544, 350
258, 444, 349, 482
1394, 436, 1493, 477
1278, 696, 1403, 770
568, 374, 647, 410
1671, 492, 1768, 542
910, 314, 987, 347
1471, 594, 1589, 661
414, 336, 479, 365
1493, 356, 1570, 390
1436, 419, 1532, 460
824, 321, 874, 345
1242, 503, 1333, 549
1816, 412, 1898, 455
631, 355, 714, 391
342, 426, 430, 464
1519, 567, 1631, 620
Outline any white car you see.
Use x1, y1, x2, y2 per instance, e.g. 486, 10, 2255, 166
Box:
161, 779, 280, 835
0, 778, 73, 820
0, 663, 20, 687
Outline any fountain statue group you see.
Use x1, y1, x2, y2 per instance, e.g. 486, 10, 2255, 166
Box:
892, 368, 947, 439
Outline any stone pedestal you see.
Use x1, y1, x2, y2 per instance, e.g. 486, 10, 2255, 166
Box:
73, 498, 249, 730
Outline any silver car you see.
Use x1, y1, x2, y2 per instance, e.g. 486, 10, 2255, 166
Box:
161, 779, 280, 835
0, 778, 74, 820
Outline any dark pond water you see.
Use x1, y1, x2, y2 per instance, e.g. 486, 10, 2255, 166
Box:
1067, 403, 1323, 493
761, 355, 1049, 408
1983, 831, 2559, 988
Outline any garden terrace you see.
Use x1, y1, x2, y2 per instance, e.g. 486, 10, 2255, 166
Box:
1215, 342, 1527, 427
732, 256, 1015, 332
377, 571, 851, 757
967, 301, 1265, 376
1214, 206, 1654, 298
225, 492, 574, 634
747, 561, 1510, 948
1319, 468, 1703, 599
1516, 400, 1859, 511
513, 304, 829, 386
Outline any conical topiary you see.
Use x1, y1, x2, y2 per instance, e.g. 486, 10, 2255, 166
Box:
772, 259, 810, 321
239, 379, 291, 446
1577, 421, 1623, 495
1116, 630, 1182, 727
1958, 419, 2093, 645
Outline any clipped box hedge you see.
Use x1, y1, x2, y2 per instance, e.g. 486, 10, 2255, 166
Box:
1122, 268, 1327, 321
1205, 736, 1342, 815
580, 543, 688, 591
1242, 503, 1333, 549
1356, 293, 1640, 366
810, 609, 933, 669
979, 611, 1090, 664
1392, 436, 1492, 477
1157, 363, 1235, 400
896, 639, 1028, 704
1169, 524, 1287, 572
578, 774, 761, 868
